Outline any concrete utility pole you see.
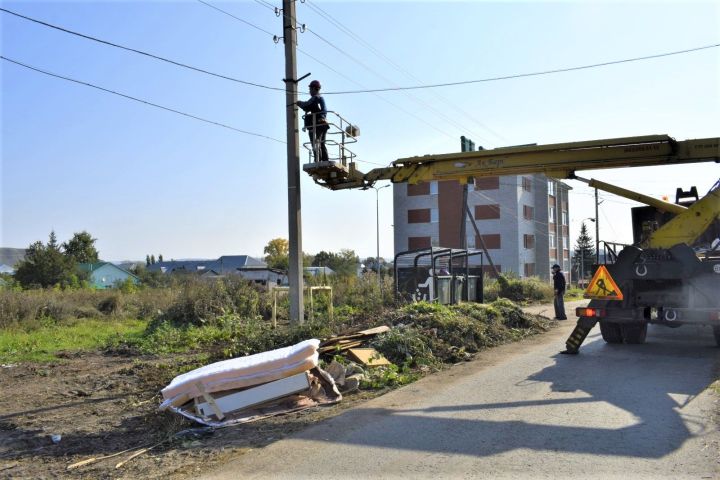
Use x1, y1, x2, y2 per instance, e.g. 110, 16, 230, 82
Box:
283, 0, 303, 323
595, 187, 600, 264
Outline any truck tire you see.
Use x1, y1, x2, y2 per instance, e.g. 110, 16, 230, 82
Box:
713, 327, 720, 347
621, 323, 648, 344
600, 321, 623, 344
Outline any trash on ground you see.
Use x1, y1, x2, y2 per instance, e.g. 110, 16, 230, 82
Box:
318, 326, 390, 354
159, 339, 341, 426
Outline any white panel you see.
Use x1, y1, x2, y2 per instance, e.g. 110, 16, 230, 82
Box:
196, 372, 310, 417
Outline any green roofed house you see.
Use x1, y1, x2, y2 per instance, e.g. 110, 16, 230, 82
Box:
78, 262, 140, 289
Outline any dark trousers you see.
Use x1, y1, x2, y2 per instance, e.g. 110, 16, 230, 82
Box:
554, 291, 567, 319
308, 126, 329, 162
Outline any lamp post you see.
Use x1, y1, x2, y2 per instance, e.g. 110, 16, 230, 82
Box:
580, 217, 596, 286
373, 184, 390, 293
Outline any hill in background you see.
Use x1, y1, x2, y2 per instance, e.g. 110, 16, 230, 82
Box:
0, 248, 25, 267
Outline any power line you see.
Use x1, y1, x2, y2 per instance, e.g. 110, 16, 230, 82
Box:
322, 43, 720, 95
253, 0, 276, 12
0, 7, 285, 92
303, 0, 505, 144
1, 56, 285, 144
305, 26, 474, 141
196, 0, 276, 37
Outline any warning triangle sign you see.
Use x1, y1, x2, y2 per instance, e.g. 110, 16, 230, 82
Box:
584, 265, 624, 301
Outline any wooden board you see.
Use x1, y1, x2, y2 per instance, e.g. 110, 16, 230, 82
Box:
347, 348, 391, 367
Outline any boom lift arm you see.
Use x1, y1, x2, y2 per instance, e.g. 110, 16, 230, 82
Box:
305, 135, 719, 190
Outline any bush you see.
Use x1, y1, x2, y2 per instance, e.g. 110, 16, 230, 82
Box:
484, 274, 553, 303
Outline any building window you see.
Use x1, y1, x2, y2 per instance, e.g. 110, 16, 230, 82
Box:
523, 205, 534, 220
475, 234, 501, 249
549, 206, 556, 223
474, 204, 500, 220
524, 263, 536, 277
408, 208, 431, 223
522, 177, 532, 192
474, 176, 500, 190
431, 208, 438, 223
563, 260, 570, 271
408, 236, 431, 249
562, 236, 569, 249
549, 233, 556, 248
407, 183, 430, 196
561, 210, 568, 225
430, 181, 438, 195
483, 264, 501, 274
523, 234, 535, 249
548, 180, 556, 196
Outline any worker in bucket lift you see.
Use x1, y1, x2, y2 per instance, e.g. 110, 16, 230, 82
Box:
296, 80, 329, 162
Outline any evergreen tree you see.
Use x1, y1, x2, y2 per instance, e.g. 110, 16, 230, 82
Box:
62, 231, 99, 264
572, 222, 596, 280
146, 254, 151, 266
158, 254, 163, 263
14, 231, 75, 288
150, 254, 156, 265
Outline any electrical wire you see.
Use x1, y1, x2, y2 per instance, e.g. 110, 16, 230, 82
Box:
305, 26, 477, 142
303, 0, 505, 144
196, 0, 276, 37
1, 56, 285, 144
322, 43, 720, 95
253, 0, 276, 12
0, 7, 285, 93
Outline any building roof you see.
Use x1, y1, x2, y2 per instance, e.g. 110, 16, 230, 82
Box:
148, 255, 267, 274
78, 262, 140, 280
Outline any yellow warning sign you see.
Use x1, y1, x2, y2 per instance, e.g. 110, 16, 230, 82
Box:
584, 265, 624, 300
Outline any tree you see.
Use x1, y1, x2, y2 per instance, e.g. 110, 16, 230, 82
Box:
264, 238, 289, 271
14, 232, 75, 288
146, 254, 151, 266
62, 231, 99, 264
311, 249, 358, 277
158, 254, 164, 263
572, 222, 596, 281
150, 254, 156, 265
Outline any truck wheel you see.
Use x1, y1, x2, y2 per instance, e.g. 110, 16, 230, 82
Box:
621, 323, 648, 344
713, 327, 720, 347
600, 321, 623, 343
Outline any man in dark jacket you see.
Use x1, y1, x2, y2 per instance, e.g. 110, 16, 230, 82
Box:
296, 79, 329, 162
552, 264, 567, 320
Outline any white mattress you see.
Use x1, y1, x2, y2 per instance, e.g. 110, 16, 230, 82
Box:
160, 339, 320, 409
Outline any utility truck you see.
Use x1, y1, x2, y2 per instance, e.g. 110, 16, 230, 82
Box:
304, 134, 720, 352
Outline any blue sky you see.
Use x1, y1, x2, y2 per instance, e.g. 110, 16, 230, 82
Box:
1, 1, 718, 262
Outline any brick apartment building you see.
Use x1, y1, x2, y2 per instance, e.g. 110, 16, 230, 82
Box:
392, 174, 571, 280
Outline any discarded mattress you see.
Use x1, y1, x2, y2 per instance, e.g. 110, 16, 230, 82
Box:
160, 339, 320, 409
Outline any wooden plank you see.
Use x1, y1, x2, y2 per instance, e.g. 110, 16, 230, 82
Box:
347, 348, 391, 367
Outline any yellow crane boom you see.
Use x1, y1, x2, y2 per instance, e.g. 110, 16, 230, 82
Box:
304, 134, 719, 190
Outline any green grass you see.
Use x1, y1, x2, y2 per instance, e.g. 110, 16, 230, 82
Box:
0, 318, 148, 363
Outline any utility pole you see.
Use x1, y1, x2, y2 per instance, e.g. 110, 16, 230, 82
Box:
283, 0, 303, 324
594, 187, 600, 264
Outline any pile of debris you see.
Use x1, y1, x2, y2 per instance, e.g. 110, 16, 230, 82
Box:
159, 326, 393, 426
318, 325, 392, 392
159, 339, 340, 427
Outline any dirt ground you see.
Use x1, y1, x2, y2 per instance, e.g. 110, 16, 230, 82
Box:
0, 352, 383, 479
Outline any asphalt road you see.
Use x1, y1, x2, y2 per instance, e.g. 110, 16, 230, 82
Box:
204, 301, 720, 479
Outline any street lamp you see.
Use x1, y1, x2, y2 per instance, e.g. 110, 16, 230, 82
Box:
580, 217, 596, 285
372, 184, 390, 293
